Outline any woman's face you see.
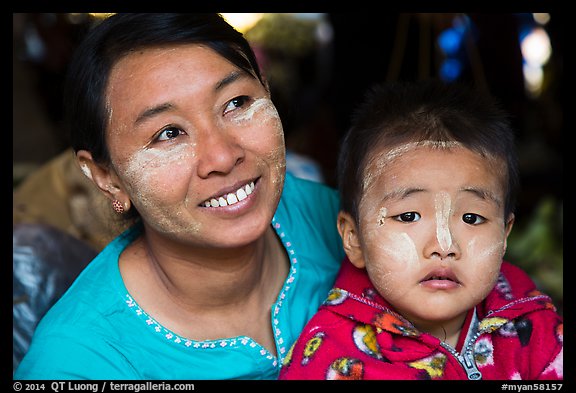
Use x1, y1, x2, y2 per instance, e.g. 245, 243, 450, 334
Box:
350, 143, 513, 330
104, 44, 286, 248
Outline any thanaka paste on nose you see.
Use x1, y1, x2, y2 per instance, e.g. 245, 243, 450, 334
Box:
435, 191, 452, 251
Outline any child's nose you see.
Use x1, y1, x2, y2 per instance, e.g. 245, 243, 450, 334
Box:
424, 192, 462, 260
424, 235, 461, 260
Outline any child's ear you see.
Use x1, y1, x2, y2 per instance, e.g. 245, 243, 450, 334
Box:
337, 211, 366, 269
502, 212, 515, 253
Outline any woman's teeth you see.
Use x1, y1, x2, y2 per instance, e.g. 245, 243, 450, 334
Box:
203, 182, 255, 208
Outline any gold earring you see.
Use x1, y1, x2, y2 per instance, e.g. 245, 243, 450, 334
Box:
112, 199, 125, 214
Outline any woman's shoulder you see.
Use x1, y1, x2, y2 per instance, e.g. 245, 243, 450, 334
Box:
273, 173, 345, 290
35, 224, 142, 332
282, 172, 339, 198
279, 173, 340, 219
14, 323, 141, 379
275, 174, 342, 249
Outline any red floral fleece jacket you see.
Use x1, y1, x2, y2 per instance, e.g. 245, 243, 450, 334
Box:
279, 258, 563, 380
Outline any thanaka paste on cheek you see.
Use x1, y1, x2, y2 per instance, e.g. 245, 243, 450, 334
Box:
246, 98, 286, 202
230, 98, 279, 125
363, 203, 418, 279
123, 143, 194, 188
370, 206, 419, 268
120, 142, 201, 234
466, 236, 506, 294
266, 145, 286, 202
365, 231, 419, 300
383, 231, 419, 268
467, 237, 505, 261
227, 97, 284, 158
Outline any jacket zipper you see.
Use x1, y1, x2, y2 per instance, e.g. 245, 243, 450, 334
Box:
440, 331, 483, 380
442, 295, 551, 379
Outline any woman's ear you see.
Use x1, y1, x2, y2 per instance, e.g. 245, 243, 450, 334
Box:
75, 150, 130, 212
337, 211, 366, 269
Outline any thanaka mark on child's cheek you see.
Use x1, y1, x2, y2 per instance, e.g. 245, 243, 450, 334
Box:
467, 237, 505, 262
385, 231, 419, 268
467, 237, 505, 284
364, 230, 418, 300
365, 220, 419, 271
464, 235, 506, 295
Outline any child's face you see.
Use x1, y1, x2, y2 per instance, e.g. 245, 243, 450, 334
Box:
339, 143, 514, 331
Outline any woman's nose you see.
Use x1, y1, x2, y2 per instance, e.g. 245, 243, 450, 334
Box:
196, 127, 245, 178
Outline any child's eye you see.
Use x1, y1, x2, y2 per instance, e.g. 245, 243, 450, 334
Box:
462, 213, 486, 225
156, 126, 185, 141
224, 96, 250, 115
393, 212, 421, 223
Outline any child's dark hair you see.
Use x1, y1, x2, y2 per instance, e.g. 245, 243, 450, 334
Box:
337, 79, 519, 223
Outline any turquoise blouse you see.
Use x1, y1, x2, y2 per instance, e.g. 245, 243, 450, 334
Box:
14, 173, 345, 380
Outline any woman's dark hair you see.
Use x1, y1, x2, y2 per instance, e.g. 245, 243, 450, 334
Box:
337, 79, 519, 222
65, 13, 265, 164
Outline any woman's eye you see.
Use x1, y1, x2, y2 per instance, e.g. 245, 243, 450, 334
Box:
394, 212, 421, 223
224, 96, 250, 114
462, 213, 486, 225
156, 126, 184, 141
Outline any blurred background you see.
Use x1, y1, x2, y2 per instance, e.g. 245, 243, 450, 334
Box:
13, 13, 562, 315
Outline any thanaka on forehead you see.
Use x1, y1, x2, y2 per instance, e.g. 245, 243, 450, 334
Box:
362, 141, 460, 192
367, 140, 501, 166
385, 140, 462, 157
361, 140, 504, 193
372, 186, 502, 207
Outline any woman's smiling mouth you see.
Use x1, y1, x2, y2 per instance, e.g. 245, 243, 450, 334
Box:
201, 180, 256, 208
